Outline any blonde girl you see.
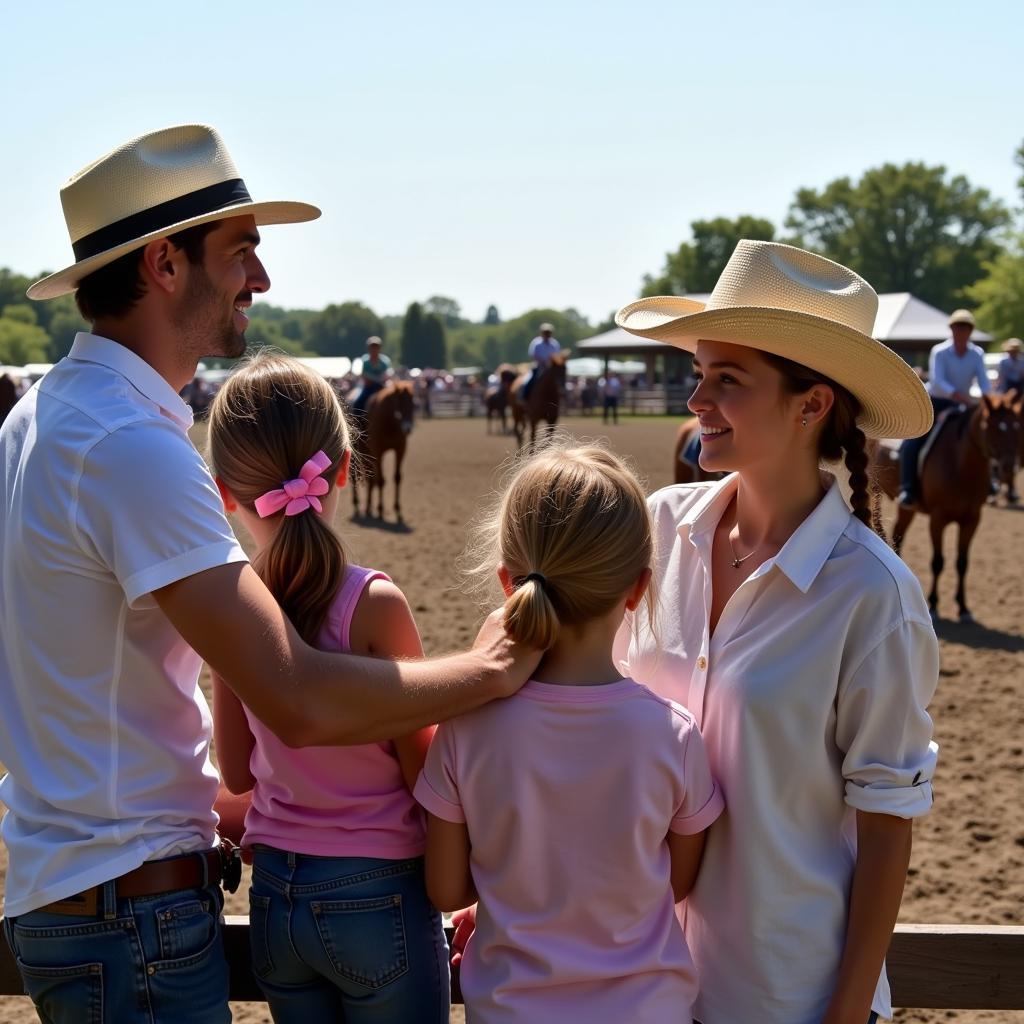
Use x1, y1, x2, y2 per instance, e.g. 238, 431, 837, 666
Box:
414, 442, 723, 1024
208, 352, 448, 1023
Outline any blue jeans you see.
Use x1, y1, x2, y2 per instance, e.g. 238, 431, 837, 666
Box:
899, 395, 955, 498
2, 881, 229, 1024
248, 848, 449, 1023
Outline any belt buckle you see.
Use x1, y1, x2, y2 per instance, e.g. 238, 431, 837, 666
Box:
218, 838, 242, 894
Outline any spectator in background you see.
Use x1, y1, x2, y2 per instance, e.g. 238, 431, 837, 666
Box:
602, 371, 622, 425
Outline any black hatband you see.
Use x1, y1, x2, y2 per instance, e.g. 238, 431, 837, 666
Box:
72, 178, 252, 261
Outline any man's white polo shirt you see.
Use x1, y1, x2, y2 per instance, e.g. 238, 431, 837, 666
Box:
0, 333, 246, 916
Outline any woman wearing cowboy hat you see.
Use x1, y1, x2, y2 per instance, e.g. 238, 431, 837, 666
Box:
613, 241, 939, 1024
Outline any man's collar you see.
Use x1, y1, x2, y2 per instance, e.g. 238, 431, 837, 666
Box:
678, 474, 850, 593
68, 332, 194, 429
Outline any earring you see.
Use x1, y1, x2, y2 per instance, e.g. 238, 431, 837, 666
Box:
801, 418, 808, 426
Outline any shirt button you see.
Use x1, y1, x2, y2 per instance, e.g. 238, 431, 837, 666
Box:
697, 656, 707, 671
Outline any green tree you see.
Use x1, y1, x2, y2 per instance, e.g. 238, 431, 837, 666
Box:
401, 302, 424, 368
482, 334, 501, 373
967, 234, 1024, 340
785, 162, 1010, 310
642, 215, 776, 296
244, 318, 310, 356
306, 302, 384, 358
0, 313, 50, 364
423, 296, 463, 328
421, 312, 447, 369
484, 304, 501, 326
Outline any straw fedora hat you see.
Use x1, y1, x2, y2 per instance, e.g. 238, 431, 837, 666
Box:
1003, 337, 1022, 353
615, 240, 932, 440
27, 124, 321, 301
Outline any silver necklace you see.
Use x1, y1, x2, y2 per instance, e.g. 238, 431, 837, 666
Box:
727, 529, 757, 569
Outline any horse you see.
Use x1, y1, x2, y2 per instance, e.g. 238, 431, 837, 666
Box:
672, 418, 726, 485
510, 352, 568, 451
351, 381, 415, 521
484, 365, 518, 435
871, 393, 1022, 622
993, 390, 1024, 505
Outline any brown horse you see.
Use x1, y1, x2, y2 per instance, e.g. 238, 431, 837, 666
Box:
672, 418, 726, 485
351, 381, 415, 521
510, 353, 568, 450
993, 391, 1023, 504
484, 365, 518, 435
872, 393, 1022, 621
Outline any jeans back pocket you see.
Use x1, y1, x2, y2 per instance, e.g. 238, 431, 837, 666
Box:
311, 894, 408, 990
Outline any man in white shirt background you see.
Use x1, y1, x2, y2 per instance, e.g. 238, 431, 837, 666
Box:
898, 308, 991, 509
521, 321, 561, 400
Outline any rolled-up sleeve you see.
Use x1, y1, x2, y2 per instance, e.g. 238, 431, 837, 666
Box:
836, 619, 939, 818
414, 721, 465, 823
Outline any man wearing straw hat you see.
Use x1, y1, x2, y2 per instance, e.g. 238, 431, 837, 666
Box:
897, 307, 990, 510
521, 321, 561, 400
996, 337, 1024, 396
0, 124, 536, 1022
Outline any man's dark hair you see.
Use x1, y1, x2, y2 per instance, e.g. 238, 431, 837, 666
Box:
75, 220, 220, 322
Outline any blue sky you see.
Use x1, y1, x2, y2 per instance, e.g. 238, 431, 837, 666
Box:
2, 0, 1020, 324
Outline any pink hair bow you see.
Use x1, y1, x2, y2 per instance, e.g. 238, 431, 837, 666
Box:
254, 451, 332, 518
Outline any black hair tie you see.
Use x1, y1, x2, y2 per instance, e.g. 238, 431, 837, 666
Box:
524, 572, 547, 588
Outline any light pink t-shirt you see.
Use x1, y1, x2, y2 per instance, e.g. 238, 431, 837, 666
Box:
415, 678, 723, 1024
242, 565, 426, 858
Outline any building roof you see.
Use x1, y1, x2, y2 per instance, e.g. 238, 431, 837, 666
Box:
577, 293, 992, 353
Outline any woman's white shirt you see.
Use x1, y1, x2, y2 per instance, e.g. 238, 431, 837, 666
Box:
613, 475, 939, 1024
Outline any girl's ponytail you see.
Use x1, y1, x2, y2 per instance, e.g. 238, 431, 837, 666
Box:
255, 507, 347, 646
503, 574, 559, 650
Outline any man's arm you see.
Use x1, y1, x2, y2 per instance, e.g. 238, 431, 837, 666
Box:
154, 562, 538, 747
974, 350, 992, 395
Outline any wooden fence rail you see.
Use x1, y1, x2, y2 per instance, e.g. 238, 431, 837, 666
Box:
1, 918, 1021, 1009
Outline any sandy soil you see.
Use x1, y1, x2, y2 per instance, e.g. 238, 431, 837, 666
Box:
1, 415, 1020, 1023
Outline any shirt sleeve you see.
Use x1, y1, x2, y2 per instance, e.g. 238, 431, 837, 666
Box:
669, 713, 725, 835
836, 619, 939, 818
928, 347, 954, 398
974, 350, 992, 394
414, 720, 466, 823
75, 418, 246, 607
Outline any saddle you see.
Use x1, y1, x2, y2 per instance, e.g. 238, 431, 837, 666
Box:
880, 405, 967, 472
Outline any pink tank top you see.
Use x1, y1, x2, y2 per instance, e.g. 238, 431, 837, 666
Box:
241, 565, 426, 858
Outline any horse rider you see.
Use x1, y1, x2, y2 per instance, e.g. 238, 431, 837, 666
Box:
521, 322, 561, 400
996, 337, 1024, 396
898, 308, 991, 510
352, 336, 392, 420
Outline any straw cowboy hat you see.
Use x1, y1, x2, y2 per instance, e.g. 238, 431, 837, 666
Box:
1003, 338, 1022, 353
948, 309, 976, 327
615, 240, 932, 439
27, 124, 320, 300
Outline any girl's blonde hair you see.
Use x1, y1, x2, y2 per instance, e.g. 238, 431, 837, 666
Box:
207, 351, 352, 645
468, 440, 656, 650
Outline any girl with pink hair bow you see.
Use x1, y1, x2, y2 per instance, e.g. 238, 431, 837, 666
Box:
207, 351, 449, 1023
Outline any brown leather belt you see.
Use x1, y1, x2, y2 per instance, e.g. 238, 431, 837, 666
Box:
36, 840, 240, 917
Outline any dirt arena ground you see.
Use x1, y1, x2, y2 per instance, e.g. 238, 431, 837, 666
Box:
1, 414, 1021, 1023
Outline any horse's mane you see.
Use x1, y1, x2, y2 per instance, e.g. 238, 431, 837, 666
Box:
382, 379, 414, 395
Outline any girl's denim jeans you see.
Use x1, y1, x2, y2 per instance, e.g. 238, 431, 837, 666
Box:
248, 847, 449, 1023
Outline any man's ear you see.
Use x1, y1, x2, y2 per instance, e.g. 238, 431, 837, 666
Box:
139, 237, 186, 296
497, 564, 514, 598
215, 476, 238, 513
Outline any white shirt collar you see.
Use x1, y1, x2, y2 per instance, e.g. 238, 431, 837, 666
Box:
677, 473, 851, 594
68, 332, 194, 430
